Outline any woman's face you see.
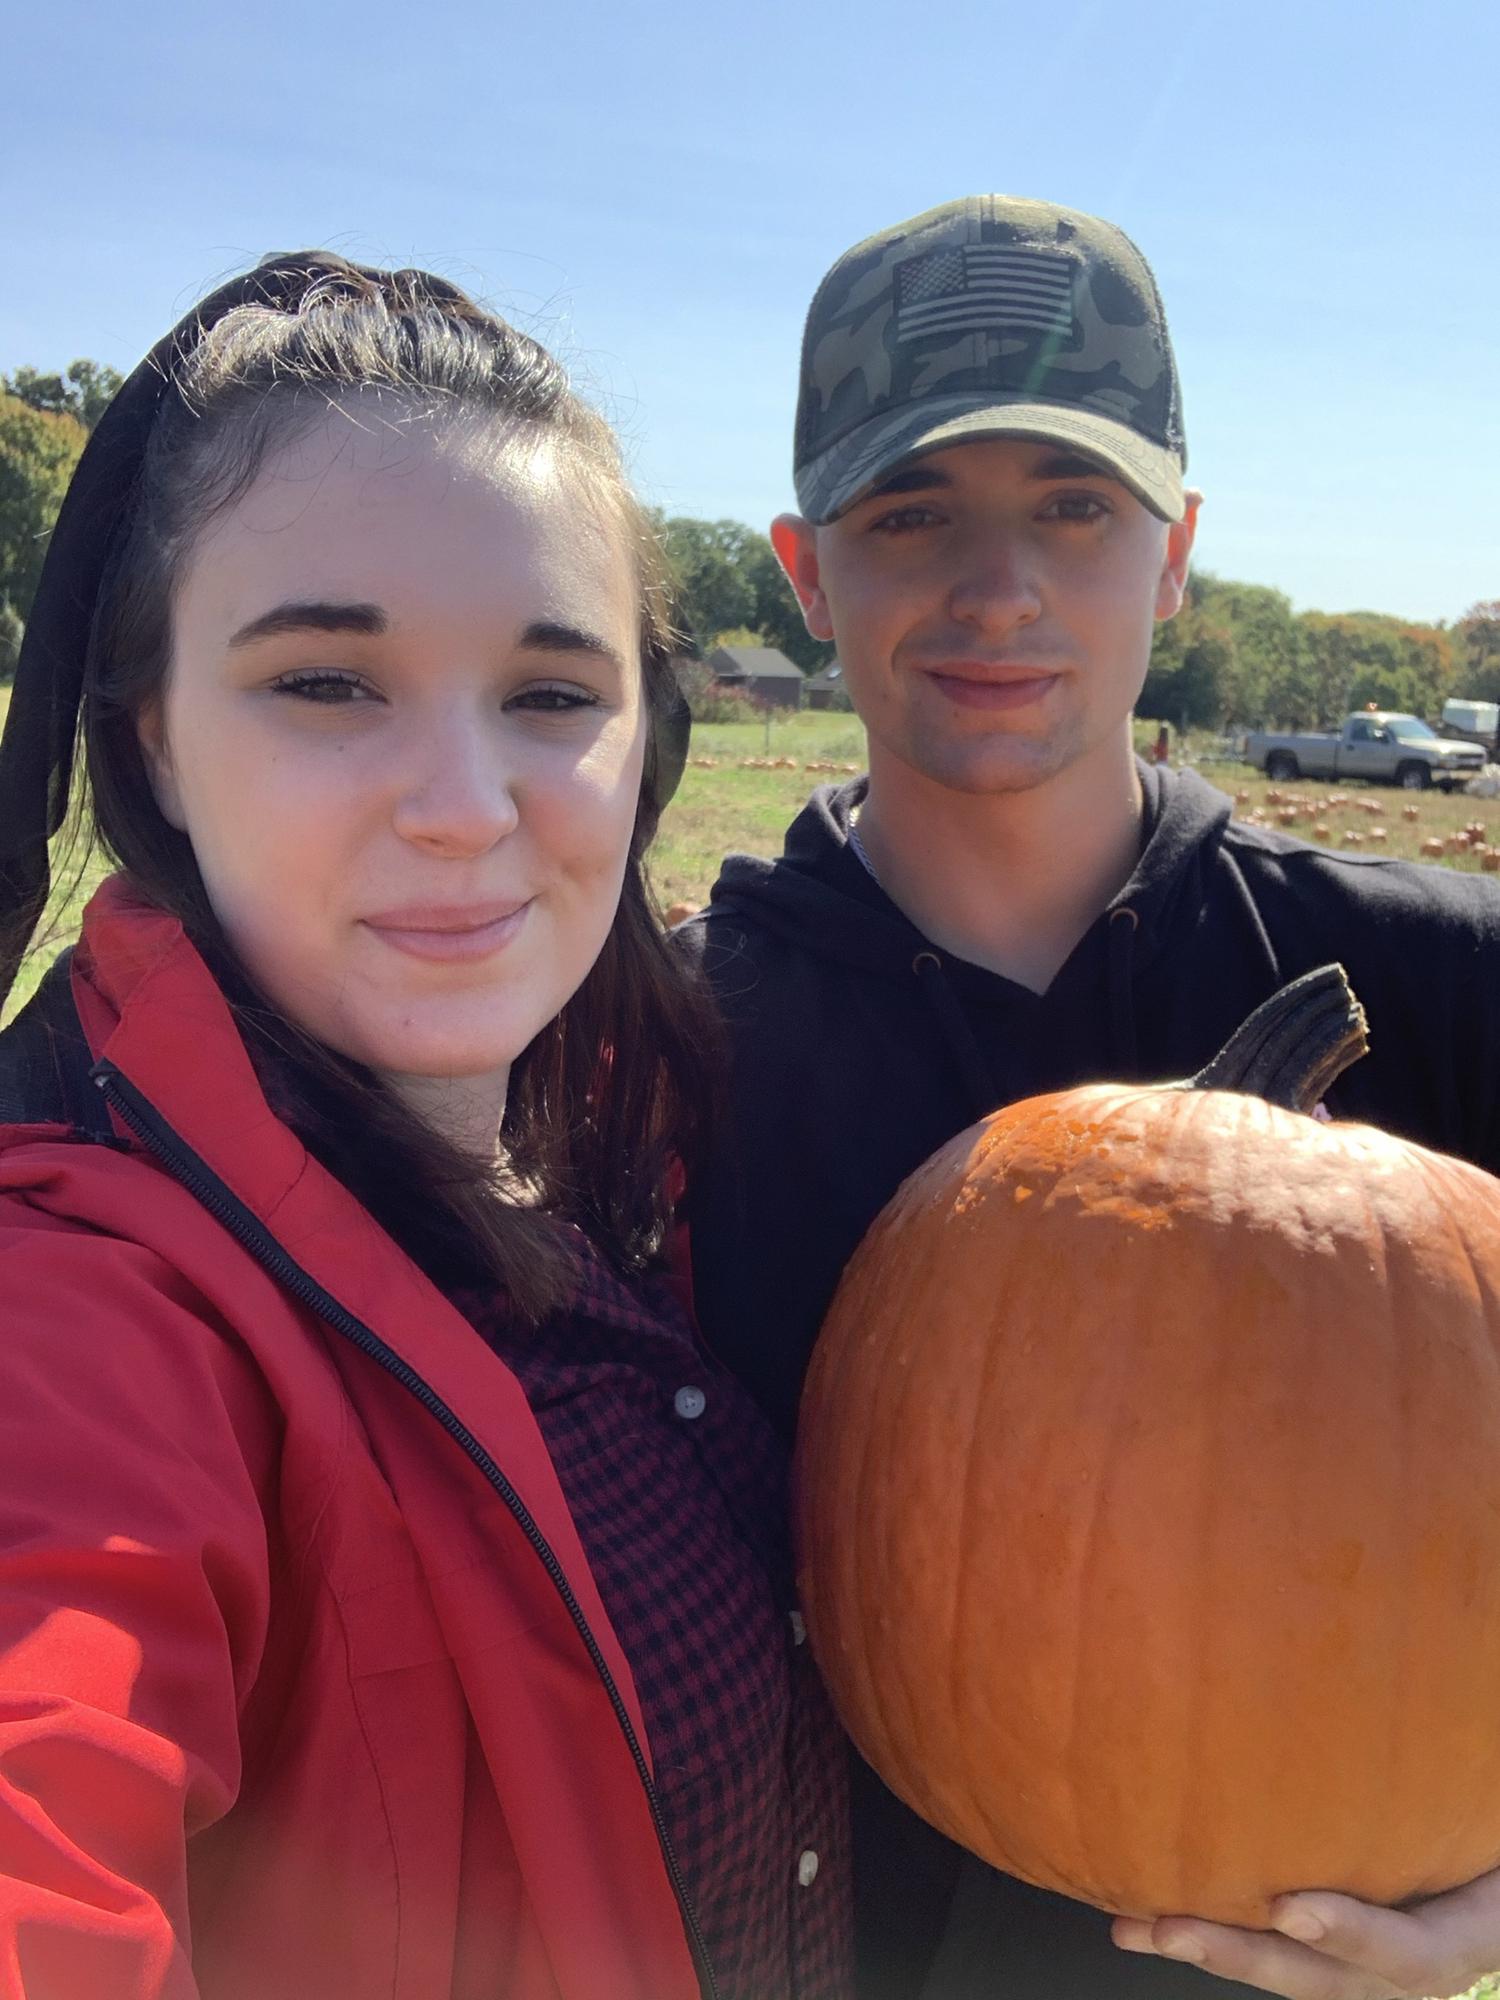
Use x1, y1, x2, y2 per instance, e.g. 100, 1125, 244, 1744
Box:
142, 411, 645, 1124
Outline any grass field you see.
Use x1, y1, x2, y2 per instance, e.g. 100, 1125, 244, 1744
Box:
647, 708, 1500, 909
648, 711, 867, 908
6, 684, 1497, 1020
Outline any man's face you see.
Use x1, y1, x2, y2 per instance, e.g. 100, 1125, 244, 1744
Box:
773, 437, 1198, 796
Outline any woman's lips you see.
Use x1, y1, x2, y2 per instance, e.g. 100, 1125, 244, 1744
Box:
361, 901, 532, 963
925, 667, 1062, 711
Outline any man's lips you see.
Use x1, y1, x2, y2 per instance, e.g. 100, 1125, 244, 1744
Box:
361, 900, 533, 963
920, 662, 1064, 711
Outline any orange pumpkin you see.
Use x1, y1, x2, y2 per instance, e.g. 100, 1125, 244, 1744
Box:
794, 967, 1500, 1927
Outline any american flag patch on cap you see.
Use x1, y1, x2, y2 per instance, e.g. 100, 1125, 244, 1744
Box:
896, 246, 1076, 343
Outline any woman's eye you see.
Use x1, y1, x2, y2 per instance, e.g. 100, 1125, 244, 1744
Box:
509, 684, 601, 713
1041, 493, 1111, 524
272, 669, 374, 705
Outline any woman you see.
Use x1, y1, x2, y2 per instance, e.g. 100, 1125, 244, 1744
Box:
0, 255, 849, 1999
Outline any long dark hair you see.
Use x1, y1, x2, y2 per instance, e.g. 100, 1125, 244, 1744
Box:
65, 256, 715, 1317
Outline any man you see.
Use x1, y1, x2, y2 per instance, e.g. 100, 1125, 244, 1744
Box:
677, 195, 1500, 1999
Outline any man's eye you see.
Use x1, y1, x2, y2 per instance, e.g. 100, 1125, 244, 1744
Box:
272, 670, 374, 704
868, 504, 942, 536
1041, 493, 1111, 524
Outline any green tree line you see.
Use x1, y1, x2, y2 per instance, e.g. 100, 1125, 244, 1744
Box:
1, 358, 1494, 728
647, 513, 830, 670
0, 361, 124, 675
1142, 575, 1500, 732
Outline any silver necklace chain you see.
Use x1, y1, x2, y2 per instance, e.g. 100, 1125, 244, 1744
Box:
848, 810, 881, 888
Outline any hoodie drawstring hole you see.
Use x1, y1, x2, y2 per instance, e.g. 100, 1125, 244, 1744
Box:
1107, 906, 1141, 1072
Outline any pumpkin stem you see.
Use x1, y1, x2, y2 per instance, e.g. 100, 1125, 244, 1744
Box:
1186, 964, 1369, 1113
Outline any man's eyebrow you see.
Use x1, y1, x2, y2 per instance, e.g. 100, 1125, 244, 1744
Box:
519, 620, 628, 673
1028, 451, 1118, 482
857, 450, 1119, 502
860, 465, 954, 500
227, 601, 387, 648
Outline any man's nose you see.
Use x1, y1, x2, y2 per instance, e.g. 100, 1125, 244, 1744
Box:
946, 536, 1042, 633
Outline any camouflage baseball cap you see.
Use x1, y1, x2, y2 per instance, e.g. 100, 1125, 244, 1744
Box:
793, 195, 1186, 525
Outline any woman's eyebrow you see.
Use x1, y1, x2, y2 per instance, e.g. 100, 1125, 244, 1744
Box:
520, 621, 628, 673
226, 606, 626, 673
228, 601, 387, 648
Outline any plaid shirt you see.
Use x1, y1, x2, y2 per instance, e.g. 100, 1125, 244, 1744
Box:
456, 1244, 852, 2000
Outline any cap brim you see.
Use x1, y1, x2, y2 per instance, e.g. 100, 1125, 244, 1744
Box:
796, 392, 1186, 525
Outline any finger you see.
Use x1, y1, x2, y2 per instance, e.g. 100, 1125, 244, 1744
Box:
1112, 1913, 1400, 2000
1271, 1887, 1500, 1998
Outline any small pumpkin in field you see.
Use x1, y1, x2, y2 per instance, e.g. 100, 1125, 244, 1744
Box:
794, 967, 1500, 1928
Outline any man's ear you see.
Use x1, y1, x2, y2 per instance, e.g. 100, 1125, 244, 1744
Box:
771, 514, 835, 643
135, 700, 187, 830
1154, 490, 1202, 622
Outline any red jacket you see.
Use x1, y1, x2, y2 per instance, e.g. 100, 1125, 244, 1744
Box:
0, 880, 708, 2000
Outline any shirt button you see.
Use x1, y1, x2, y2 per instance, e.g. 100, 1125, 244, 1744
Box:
788, 1609, 807, 1646
673, 1385, 707, 1421
796, 1848, 820, 1887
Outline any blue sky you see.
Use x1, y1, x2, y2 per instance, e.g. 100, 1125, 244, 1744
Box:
5, 0, 1496, 625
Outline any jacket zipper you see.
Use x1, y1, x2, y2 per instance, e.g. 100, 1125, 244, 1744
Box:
92, 1058, 720, 2000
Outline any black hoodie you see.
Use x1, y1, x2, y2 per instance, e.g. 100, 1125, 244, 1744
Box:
676, 760, 1500, 2000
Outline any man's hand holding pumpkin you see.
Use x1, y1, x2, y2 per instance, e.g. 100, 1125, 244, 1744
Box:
1111, 1867, 1500, 2000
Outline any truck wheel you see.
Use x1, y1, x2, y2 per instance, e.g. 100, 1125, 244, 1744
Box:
1397, 763, 1431, 791
1265, 751, 1300, 781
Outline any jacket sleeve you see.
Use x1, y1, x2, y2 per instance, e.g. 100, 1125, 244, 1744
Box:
0, 1220, 278, 1999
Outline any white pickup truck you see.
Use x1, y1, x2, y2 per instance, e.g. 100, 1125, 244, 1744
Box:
1242, 712, 1488, 792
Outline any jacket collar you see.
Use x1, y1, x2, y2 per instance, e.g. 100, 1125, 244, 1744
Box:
73, 875, 309, 1220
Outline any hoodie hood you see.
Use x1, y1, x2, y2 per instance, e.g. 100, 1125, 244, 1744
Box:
709, 760, 1237, 986
703, 760, 1252, 1109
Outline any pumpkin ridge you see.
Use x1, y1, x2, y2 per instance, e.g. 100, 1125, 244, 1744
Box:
1059, 1266, 1143, 1910
859, 1237, 940, 1812
1401, 1152, 1500, 1888
946, 1259, 1007, 1852
844, 1252, 906, 1795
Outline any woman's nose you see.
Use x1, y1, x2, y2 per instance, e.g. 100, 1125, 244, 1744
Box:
390, 711, 520, 859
